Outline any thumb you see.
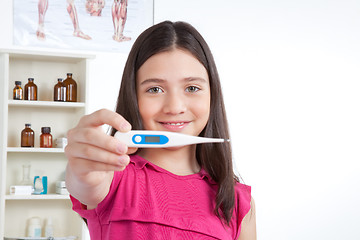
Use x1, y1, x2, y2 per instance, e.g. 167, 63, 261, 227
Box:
127, 147, 138, 155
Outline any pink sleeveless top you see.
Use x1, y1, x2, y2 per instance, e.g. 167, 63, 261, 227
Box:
71, 155, 251, 239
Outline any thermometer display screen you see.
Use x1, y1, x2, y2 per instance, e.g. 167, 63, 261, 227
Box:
145, 136, 160, 143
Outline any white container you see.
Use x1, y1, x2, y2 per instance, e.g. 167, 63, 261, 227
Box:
56, 187, 69, 195
27, 217, 42, 237
45, 217, 54, 237
55, 137, 68, 148
9, 185, 33, 195
56, 180, 66, 188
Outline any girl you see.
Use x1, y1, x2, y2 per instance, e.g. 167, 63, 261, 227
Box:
65, 21, 256, 239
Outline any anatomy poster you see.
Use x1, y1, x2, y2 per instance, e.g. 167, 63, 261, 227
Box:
13, 0, 154, 52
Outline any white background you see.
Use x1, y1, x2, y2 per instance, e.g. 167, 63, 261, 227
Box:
1, 0, 360, 239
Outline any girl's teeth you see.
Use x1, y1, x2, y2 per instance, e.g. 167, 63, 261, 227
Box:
167, 122, 184, 126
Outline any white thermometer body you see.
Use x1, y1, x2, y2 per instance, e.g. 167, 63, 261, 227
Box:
114, 130, 227, 148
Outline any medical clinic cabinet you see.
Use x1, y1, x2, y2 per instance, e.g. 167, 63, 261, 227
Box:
0, 49, 94, 239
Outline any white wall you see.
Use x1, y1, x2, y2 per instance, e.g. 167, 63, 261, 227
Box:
154, 0, 360, 239
1, 0, 360, 239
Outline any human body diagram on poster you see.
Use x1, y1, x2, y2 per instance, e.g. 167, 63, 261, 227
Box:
36, 0, 131, 42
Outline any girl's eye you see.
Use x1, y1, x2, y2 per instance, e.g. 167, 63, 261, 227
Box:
147, 87, 163, 93
186, 86, 200, 93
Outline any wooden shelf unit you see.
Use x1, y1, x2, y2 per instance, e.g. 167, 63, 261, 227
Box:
0, 49, 94, 239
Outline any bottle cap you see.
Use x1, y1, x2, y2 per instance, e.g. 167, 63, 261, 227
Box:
57, 78, 63, 82
15, 81, 21, 85
41, 127, 51, 133
25, 123, 31, 127
67, 73, 73, 76
28, 78, 34, 81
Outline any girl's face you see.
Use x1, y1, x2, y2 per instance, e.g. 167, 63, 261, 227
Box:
136, 48, 211, 137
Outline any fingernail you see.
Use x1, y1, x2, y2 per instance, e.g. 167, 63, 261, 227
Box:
120, 122, 131, 132
118, 155, 129, 165
118, 143, 128, 154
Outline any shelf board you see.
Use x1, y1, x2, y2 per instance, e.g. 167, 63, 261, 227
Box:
5, 194, 70, 200
7, 147, 65, 153
8, 100, 85, 108
0, 47, 95, 61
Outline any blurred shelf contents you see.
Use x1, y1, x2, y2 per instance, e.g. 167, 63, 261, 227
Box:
63, 73, 77, 102
40, 127, 53, 148
56, 181, 69, 195
13, 81, 23, 100
21, 124, 35, 147
54, 78, 66, 102
24, 78, 38, 101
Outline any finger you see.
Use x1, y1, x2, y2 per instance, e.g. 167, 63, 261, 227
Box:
68, 157, 128, 173
65, 142, 130, 168
67, 127, 128, 155
77, 109, 131, 132
127, 147, 138, 155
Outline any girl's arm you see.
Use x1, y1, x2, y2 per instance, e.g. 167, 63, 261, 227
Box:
238, 197, 257, 240
65, 109, 135, 209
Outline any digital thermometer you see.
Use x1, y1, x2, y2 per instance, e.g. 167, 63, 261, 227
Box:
114, 130, 228, 148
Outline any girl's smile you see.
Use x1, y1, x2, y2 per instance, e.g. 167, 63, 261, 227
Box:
136, 48, 211, 138
159, 121, 190, 131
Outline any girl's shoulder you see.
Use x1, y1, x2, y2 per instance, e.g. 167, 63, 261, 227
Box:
231, 182, 252, 239
234, 181, 252, 219
234, 181, 251, 196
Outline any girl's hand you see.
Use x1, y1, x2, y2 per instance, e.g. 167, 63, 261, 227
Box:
65, 109, 137, 206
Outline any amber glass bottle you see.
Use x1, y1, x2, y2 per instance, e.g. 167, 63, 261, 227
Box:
63, 73, 77, 102
24, 78, 38, 101
54, 78, 66, 101
21, 124, 35, 147
13, 81, 23, 100
40, 127, 52, 148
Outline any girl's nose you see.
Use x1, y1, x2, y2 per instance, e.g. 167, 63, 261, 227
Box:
163, 93, 187, 115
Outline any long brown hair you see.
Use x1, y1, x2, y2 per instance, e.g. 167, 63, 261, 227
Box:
111, 21, 237, 224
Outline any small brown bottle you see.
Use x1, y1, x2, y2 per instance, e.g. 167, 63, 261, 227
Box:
40, 127, 52, 148
21, 124, 35, 147
13, 81, 23, 100
24, 78, 38, 101
54, 78, 66, 101
63, 73, 77, 102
